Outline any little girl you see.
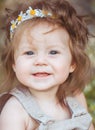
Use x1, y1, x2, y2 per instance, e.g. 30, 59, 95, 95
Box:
0, 0, 94, 130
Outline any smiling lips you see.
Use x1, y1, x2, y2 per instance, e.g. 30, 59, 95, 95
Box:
32, 72, 51, 77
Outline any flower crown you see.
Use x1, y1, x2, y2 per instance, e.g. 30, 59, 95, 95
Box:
10, 6, 53, 39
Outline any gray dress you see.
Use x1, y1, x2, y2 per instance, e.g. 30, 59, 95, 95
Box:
0, 86, 92, 130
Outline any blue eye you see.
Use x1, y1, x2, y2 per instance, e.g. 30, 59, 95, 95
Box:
25, 51, 34, 55
49, 50, 59, 55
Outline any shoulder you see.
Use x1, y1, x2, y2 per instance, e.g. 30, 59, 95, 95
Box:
74, 93, 95, 130
0, 96, 30, 130
74, 92, 88, 109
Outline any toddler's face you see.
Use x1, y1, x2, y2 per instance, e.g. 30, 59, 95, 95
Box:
12, 23, 75, 92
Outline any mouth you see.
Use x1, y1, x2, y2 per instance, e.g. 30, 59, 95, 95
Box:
32, 72, 51, 77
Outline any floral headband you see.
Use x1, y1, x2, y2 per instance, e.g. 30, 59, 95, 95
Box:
10, 6, 53, 39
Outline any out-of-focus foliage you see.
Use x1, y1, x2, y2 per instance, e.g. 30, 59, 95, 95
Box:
85, 77, 95, 126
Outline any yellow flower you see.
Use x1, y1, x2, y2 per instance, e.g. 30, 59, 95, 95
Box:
11, 23, 16, 29
17, 16, 22, 21
30, 10, 36, 15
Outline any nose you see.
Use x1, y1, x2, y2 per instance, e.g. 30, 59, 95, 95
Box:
33, 54, 48, 66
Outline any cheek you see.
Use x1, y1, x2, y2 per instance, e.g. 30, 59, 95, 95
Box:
53, 58, 72, 80
12, 58, 29, 76
55, 65, 71, 84
57, 64, 71, 76
54, 56, 72, 72
12, 61, 29, 84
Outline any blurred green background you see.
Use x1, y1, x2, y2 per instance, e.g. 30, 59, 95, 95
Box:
0, 0, 95, 126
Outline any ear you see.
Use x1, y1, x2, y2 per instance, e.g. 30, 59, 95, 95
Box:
69, 63, 76, 73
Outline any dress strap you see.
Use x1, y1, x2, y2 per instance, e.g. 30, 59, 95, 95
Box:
42, 113, 92, 130
65, 96, 88, 117
10, 87, 53, 124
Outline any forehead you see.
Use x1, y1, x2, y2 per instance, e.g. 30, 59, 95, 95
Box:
12, 20, 70, 48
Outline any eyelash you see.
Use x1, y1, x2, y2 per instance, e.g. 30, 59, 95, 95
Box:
24, 50, 60, 56
49, 50, 59, 55
25, 51, 34, 55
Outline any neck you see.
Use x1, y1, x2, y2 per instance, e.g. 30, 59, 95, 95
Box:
28, 86, 59, 104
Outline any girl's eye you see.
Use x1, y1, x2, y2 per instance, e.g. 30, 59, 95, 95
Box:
25, 51, 34, 55
49, 50, 59, 55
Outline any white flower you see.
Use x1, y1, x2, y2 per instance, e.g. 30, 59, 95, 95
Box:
10, 20, 17, 32
10, 6, 53, 39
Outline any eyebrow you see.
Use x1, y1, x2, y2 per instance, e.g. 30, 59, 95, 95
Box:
46, 44, 67, 49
